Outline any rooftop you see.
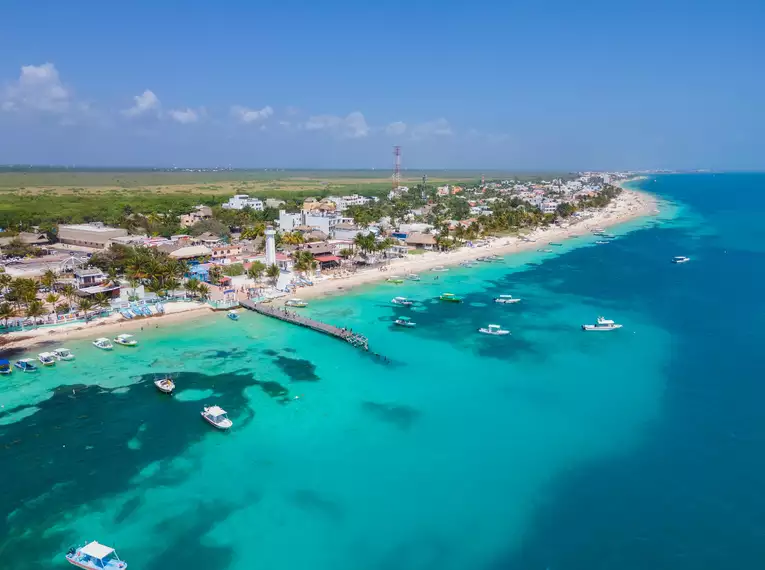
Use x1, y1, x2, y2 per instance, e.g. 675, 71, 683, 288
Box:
59, 224, 121, 233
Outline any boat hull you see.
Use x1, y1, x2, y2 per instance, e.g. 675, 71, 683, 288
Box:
201, 414, 232, 430
495, 299, 520, 304
479, 329, 510, 335
395, 322, 416, 327
581, 325, 622, 331
154, 380, 175, 394
66, 555, 127, 569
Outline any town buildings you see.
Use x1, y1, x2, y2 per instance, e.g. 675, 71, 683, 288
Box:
58, 223, 128, 249
221, 195, 264, 211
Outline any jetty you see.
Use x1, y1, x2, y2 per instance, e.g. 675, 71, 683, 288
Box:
240, 299, 369, 350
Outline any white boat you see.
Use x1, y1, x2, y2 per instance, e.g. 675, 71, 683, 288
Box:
460, 261, 476, 268
486, 254, 503, 261
92, 338, 113, 350
592, 227, 606, 233
595, 240, 609, 245
494, 294, 521, 304
394, 316, 416, 328
432, 266, 449, 272
66, 540, 127, 569
406, 273, 421, 281
37, 352, 57, 366
53, 348, 75, 361
582, 316, 623, 331
478, 324, 511, 336
154, 376, 175, 394
391, 296, 413, 306
285, 298, 308, 308
114, 334, 138, 347
201, 405, 233, 430
672, 256, 690, 264
14, 359, 38, 372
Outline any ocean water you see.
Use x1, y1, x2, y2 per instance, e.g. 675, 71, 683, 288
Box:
1, 173, 763, 569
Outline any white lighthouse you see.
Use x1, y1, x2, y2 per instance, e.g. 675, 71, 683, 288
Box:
265, 227, 276, 267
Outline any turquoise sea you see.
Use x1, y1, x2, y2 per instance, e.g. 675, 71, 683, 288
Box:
2, 173, 764, 569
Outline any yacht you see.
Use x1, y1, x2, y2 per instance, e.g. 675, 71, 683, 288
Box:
439, 293, 462, 303
406, 273, 421, 281
0, 359, 12, 375
432, 266, 449, 272
285, 298, 308, 308
113, 334, 138, 347
154, 376, 175, 394
494, 294, 521, 304
66, 540, 127, 569
672, 256, 691, 264
478, 324, 511, 336
227, 310, 239, 321
582, 316, 623, 331
93, 337, 113, 350
391, 296, 413, 307
53, 348, 75, 361
201, 405, 233, 430
14, 359, 38, 372
37, 352, 57, 367
394, 316, 416, 328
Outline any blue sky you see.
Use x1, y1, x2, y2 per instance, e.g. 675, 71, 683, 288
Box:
0, 0, 763, 170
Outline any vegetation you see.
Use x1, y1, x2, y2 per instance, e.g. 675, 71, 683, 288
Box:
222, 263, 245, 277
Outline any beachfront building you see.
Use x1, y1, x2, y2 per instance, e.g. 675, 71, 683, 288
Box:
221, 195, 264, 211
332, 223, 365, 241
211, 244, 243, 262
405, 232, 437, 251
180, 205, 213, 228
58, 223, 128, 249
278, 209, 353, 237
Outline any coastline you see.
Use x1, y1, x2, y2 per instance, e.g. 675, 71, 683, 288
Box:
2, 184, 656, 352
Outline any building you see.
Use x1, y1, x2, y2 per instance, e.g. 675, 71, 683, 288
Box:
325, 194, 371, 212
332, 223, 364, 241
211, 244, 243, 262
221, 195, 264, 211
168, 245, 212, 260
278, 210, 353, 237
541, 200, 559, 214
264, 227, 276, 266
405, 232, 437, 250
179, 205, 213, 228
58, 223, 128, 249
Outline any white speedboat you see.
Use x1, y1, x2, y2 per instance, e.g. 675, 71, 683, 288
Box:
672, 256, 690, 264
391, 296, 413, 307
595, 240, 609, 245
201, 405, 233, 430
582, 316, 623, 331
114, 334, 138, 347
394, 316, 416, 328
432, 266, 449, 272
66, 540, 127, 569
37, 352, 57, 366
154, 376, 175, 394
494, 294, 521, 304
406, 273, 421, 281
486, 254, 503, 261
53, 348, 75, 361
538, 248, 553, 253
460, 261, 476, 268
93, 338, 113, 350
14, 359, 38, 372
478, 324, 510, 336
592, 227, 606, 233
285, 298, 308, 308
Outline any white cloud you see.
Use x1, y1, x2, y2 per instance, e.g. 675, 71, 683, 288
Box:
304, 111, 369, 138
168, 107, 201, 124
231, 104, 274, 123
385, 121, 407, 136
2, 62, 70, 113
410, 118, 453, 140
123, 90, 160, 117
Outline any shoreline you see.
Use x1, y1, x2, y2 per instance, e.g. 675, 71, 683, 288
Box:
2, 184, 656, 352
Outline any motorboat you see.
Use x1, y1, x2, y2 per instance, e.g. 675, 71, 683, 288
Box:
227, 310, 239, 321
602, 234, 616, 239
582, 316, 623, 331
494, 294, 521, 304
66, 540, 127, 569
154, 376, 175, 394
672, 256, 690, 264
460, 261, 476, 268
386, 276, 404, 284
439, 293, 462, 303
595, 240, 609, 245
285, 298, 308, 307
394, 316, 416, 328
478, 324, 511, 336
113, 334, 138, 347
14, 359, 38, 372
391, 296, 413, 307
538, 248, 553, 253
93, 337, 113, 350
53, 348, 75, 361
486, 254, 503, 261
592, 227, 606, 233
432, 266, 449, 272
549, 242, 563, 247
475, 256, 489, 262
406, 273, 421, 281
201, 405, 233, 430
0, 359, 12, 375
37, 352, 57, 366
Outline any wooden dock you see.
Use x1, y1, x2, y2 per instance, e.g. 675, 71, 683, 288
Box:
240, 299, 369, 350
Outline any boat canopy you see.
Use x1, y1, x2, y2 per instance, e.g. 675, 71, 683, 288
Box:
116, 334, 134, 340
488, 324, 500, 328
80, 541, 115, 560
206, 406, 227, 416
0, 359, 9, 366
95, 337, 110, 342
498, 295, 513, 298
398, 316, 411, 321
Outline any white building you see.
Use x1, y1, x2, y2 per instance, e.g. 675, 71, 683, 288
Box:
278, 210, 353, 236
221, 195, 264, 211
325, 194, 371, 212
541, 200, 559, 214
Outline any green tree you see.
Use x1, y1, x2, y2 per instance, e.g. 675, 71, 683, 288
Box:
184, 277, 200, 298
266, 263, 280, 286
223, 263, 245, 277
93, 292, 110, 310
45, 292, 60, 306
40, 269, 57, 290
77, 298, 94, 318
189, 218, 230, 238
25, 299, 46, 322
292, 250, 317, 273
0, 302, 15, 326
247, 261, 266, 281
197, 283, 210, 300
208, 265, 223, 284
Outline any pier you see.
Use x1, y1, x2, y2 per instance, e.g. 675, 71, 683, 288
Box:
240, 299, 369, 351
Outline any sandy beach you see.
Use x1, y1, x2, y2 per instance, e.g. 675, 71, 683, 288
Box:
1, 185, 656, 352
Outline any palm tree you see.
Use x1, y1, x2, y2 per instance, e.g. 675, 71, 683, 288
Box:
208, 265, 222, 285
0, 302, 15, 327
41, 268, 57, 290
266, 263, 280, 286
25, 299, 46, 325
184, 278, 200, 299
292, 251, 317, 274
62, 283, 76, 305
45, 292, 60, 307
107, 267, 119, 285
93, 293, 110, 311
145, 278, 165, 299
197, 284, 210, 301
164, 277, 180, 298
339, 248, 354, 260
77, 298, 94, 320
0, 272, 12, 292
247, 261, 266, 282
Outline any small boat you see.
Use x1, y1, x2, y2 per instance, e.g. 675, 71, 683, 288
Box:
391, 296, 413, 307
479, 324, 511, 336
93, 337, 113, 350
439, 293, 462, 303
494, 294, 521, 304
227, 310, 239, 321
595, 240, 609, 245
538, 248, 553, 253
602, 234, 616, 239
113, 334, 138, 347
486, 254, 503, 261
582, 316, 623, 331
386, 276, 404, 284
37, 352, 57, 366
14, 359, 38, 372
592, 227, 606, 233
460, 261, 476, 268
66, 540, 127, 569
201, 405, 233, 430
406, 273, 421, 281
394, 316, 416, 328
285, 298, 308, 308
154, 376, 175, 394
672, 256, 690, 264
549, 242, 563, 247
53, 348, 75, 361
0, 359, 12, 375
475, 256, 489, 262
432, 266, 449, 272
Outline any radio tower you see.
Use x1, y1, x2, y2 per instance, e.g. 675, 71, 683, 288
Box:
393, 145, 401, 191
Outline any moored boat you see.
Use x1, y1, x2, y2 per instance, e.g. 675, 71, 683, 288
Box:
582, 316, 623, 331
391, 296, 413, 306
595, 240, 609, 245
494, 294, 521, 304
478, 324, 511, 336
53, 348, 75, 361
432, 266, 449, 272
285, 298, 308, 308
113, 334, 138, 347
394, 316, 416, 328
439, 293, 462, 303
37, 352, 57, 366
154, 376, 175, 394
66, 540, 127, 569
227, 310, 239, 321
0, 359, 12, 375
93, 337, 113, 350
672, 256, 690, 264
201, 405, 233, 430
386, 276, 404, 284
486, 254, 503, 261
548, 242, 563, 247
406, 273, 421, 281
14, 359, 38, 372
538, 248, 553, 253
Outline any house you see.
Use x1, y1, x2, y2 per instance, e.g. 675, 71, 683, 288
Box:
180, 205, 213, 228
278, 209, 353, 236
74, 268, 106, 288
0, 232, 50, 248
405, 232, 437, 250
324, 194, 371, 212
332, 223, 364, 241
221, 195, 264, 211
211, 244, 243, 262
265, 198, 286, 208
58, 223, 128, 249
194, 232, 223, 246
